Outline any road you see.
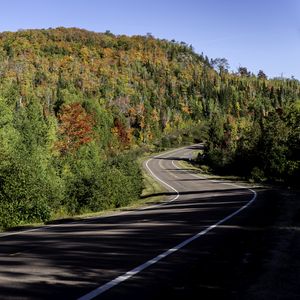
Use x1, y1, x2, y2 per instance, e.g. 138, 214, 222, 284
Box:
0, 145, 257, 299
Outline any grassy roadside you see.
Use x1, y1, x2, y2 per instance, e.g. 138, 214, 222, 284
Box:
177, 159, 259, 187
138, 155, 167, 199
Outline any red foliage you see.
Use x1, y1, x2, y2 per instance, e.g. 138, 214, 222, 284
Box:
56, 103, 94, 154
112, 118, 131, 147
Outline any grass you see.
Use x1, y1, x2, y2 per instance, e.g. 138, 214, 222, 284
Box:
140, 161, 167, 199
177, 159, 261, 187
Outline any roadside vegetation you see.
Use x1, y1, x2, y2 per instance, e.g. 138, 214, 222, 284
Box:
0, 28, 299, 229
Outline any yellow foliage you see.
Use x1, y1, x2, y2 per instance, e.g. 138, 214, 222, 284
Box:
151, 108, 159, 122
180, 103, 192, 114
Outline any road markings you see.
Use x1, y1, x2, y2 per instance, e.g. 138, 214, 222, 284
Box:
145, 154, 182, 201
77, 149, 257, 300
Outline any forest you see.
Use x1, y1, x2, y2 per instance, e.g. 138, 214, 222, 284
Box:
0, 27, 299, 228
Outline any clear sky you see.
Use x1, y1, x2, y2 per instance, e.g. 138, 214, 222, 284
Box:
1, 0, 299, 79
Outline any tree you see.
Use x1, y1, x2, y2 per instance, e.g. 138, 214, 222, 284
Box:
257, 70, 267, 80
257, 112, 290, 178
56, 103, 95, 154
211, 58, 229, 73
0, 98, 63, 228
238, 66, 250, 77
112, 117, 132, 148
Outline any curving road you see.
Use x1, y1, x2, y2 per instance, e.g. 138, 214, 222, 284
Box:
0, 145, 257, 299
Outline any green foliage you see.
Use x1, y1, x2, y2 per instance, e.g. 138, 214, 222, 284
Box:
202, 108, 300, 184
84, 153, 143, 211
250, 167, 265, 182
77, 151, 142, 212
0, 98, 64, 228
53, 143, 143, 215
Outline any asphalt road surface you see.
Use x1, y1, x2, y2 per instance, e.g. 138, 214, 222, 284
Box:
0, 145, 258, 300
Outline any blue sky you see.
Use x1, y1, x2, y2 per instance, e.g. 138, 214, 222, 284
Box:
1, 0, 299, 79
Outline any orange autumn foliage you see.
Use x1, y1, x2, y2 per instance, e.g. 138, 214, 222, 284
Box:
112, 118, 132, 148
56, 103, 94, 154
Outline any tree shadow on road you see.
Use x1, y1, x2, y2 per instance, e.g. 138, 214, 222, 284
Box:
0, 188, 279, 300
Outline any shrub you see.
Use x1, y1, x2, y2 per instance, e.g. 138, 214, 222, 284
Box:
250, 167, 266, 182
85, 153, 143, 211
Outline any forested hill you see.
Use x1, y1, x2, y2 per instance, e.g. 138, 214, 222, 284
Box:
0, 26, 211, 140
0, 27, 299, 228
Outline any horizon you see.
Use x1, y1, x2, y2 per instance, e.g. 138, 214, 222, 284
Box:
0, 0, 299, 79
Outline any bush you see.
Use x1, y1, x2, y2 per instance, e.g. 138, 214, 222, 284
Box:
250, 167, 266, 182
0, 202, 20, 229
59, 147, 144, 214
0, 198, 51, 229
85, 153, 143, 211
0, 149, 62, 228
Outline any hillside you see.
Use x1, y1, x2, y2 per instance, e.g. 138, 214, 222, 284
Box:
0, 27, 211, 148
0, 27, 299, 228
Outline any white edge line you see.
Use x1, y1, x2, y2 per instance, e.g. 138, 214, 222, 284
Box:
77, 148, 257, 300
143, 158, 179, 204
